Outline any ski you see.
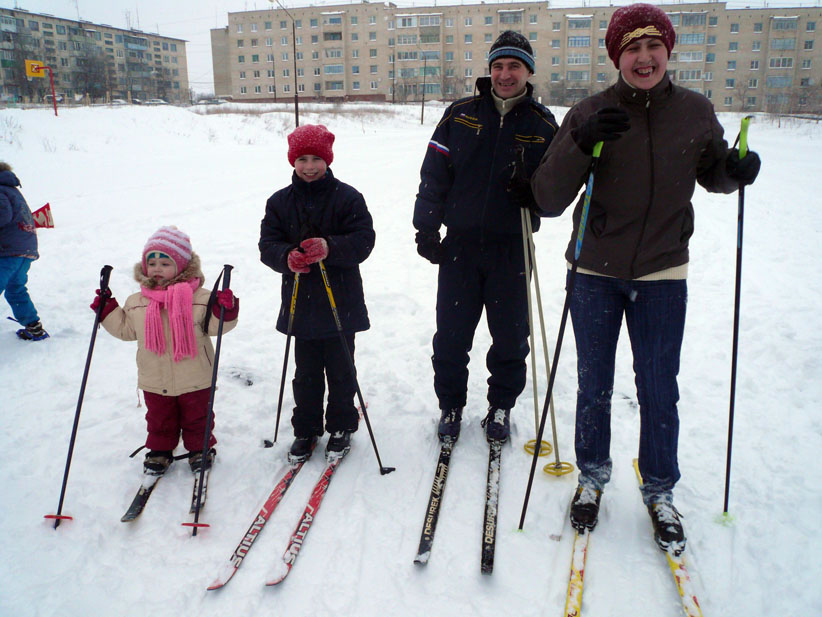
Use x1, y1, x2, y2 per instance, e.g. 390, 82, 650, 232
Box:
414, 439, 454, 565
207, 460, 307, 591
264, 450, 349, 586
480, 440, 502, 574
120, 476, 161, 522
633, 459, 704, 617
564, 529, 590, 617
190, 470, 210, 514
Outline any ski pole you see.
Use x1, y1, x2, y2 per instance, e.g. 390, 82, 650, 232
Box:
523, 210, 573, 477
45, 264, 113, 528
723, 115, 753, 519
272, 272, 300, 444
185, 264, 233, 535
519, 142, 603, 530
317, 260, 395, 475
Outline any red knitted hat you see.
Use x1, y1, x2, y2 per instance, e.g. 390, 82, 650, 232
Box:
287, 124, 335, 167
142, 226, 192, 276
605, 3, 676, 68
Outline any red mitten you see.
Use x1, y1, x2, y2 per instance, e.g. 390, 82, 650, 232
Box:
212, 289, 239, 320
300, 237, 328, 264
287, 249, 310, 274
90, 289, 119, 320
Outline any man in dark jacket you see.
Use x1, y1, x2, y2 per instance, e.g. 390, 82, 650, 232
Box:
531, 3, 761, 554
413, 31, 557, 445
0, 162, 48, 341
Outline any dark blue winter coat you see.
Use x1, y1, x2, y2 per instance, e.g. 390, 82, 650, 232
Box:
0, 169, 38, 260
259, 169, 374, 340
414, 78, 558, 240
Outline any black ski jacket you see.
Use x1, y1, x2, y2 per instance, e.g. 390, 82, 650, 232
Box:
259, 169, 374, 339
413, 78, 558, 241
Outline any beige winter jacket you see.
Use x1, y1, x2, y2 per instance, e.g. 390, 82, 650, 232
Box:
100, 255, 238, 396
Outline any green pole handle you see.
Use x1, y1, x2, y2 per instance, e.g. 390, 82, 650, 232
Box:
592, 141, 603, 158
739, 116, 752, 159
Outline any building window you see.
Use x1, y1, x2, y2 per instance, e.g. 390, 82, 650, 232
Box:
727, 61, 736, 71
445, 18, 454, 28
802, 59, 812, 69
282, 52, 289, 61
707, 35, 716, 45
551, 73, 560, 82
485, 34, 493, 43
370, 48, 377, 58
678, 70, 701, 81
769, 57, 793, 69
265, 21, 272, 30
237, 40, 244, 48
352, 50, 358, 58
529, 32, 537, 42
238, 55, 245, 63
310, 19, 318, 28
465, 68, 473, 77
465, 17, 473, 26
754, 22, 763, 33
679, 33, 706, 45
752, 41, 761, 51
352, 33, 358, 42
682, 14, 706, 27
239, 71, 246, 79
370, 31, 377, 41
445, 51, 454, 61
766, 75, 792, 88
703, 72, 713, 81
465, 34, 473, 44
465, 51, 472, 61
725, 78, 735, 88
568, 36, 591, 48
268, 85, 275, 93
709, 16, 718, 27
283, 69, 290, 77
371, 81, 378, 89
566, 70, 589, 81
298, 84, 305, 92
772, 18, 798, 31
751, 60, 760, 70
597, 73, 606, 82
370, 65, 378, 74
568, 18, 591, 29
729, 42, 738, 52
730, 23, 739, 33
749, 78, 758, 88
552, 39, 561, 49
553, 22, 561, 31
807, 21, 816, 32
352, 81, 360, 90
252, 54, 259, 63
237, 24, 243, 33
485, 16, 493, 26
724, 96, 732, 106
531, 15, 538, 25
352, 65, 360, 74
805, 40, 814, 50
552, 56, 560, 66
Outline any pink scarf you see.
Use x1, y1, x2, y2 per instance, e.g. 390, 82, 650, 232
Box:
141, 278, 200, 362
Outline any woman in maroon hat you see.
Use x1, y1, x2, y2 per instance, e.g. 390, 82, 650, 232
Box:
532, 3, 761, 554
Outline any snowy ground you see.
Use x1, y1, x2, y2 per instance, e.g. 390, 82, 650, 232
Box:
1, 101, 820, 617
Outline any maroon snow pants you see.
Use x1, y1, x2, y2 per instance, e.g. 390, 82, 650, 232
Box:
143, 388, 217, 453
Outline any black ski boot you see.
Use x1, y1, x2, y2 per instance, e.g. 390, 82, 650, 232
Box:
288, 435, 317, 464
570, 485, 602, 532
143, 450, 173, 476
647, 502, 686, 555
437, 407, 463, 443
326, 431, 352, 458
16, 320, 49, 341
189, 448, 216, 474
481, 406, 511, 443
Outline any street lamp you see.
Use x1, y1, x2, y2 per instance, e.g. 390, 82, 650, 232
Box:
269, 0, 299, 126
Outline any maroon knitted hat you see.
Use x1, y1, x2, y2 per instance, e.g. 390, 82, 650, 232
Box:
605, 3, 676, 68
287, 124, 335, 167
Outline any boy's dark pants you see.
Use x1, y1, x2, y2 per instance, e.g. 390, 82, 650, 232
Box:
432, 236, 530, 412
292, 333, 359, 438
143, 388, 216, 453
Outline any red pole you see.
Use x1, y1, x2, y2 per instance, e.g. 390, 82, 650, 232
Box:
46, 66, 57, 116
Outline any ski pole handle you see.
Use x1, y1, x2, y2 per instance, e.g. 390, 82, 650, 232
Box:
739, 116, 752, 159
99, 264, 113, 295
221, 265, 233, 291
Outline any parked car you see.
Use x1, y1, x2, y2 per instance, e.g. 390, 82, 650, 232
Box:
44, 94, 64, 103
131, 98, 143, 105
146, 98, 169, 105
110, 98, 128, 105
198, 98, 227, 105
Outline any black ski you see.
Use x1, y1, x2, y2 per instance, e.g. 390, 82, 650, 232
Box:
480, 440, 502, 574
190, 470, 210, 514
414, 440, 454, 565
121, 476, 161, 522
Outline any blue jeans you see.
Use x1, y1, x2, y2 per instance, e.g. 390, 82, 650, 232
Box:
569, 271, 686, 505
0, 257, 39, 327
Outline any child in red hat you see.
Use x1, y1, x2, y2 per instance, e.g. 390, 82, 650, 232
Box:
90, 226, 239, 477
532, 3, 760, 555
260, 124, 375, 462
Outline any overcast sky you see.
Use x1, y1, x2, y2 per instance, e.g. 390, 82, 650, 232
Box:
5, 0, 810, 94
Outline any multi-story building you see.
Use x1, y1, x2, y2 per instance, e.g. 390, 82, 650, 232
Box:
1, 7, 189, 104
211, 1, 821, 113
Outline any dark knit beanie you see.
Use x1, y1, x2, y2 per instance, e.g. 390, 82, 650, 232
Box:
605, 3, 676, 68
488, 30, 535, 74
287, 124, 335, 166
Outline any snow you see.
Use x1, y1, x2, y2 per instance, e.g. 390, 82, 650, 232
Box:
1, 101, 821, 617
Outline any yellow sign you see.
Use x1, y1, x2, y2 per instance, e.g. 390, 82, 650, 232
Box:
25, 59, 46, 78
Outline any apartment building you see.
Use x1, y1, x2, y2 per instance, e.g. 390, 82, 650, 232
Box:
0, 7, 189, 104
211, 1, 821, 113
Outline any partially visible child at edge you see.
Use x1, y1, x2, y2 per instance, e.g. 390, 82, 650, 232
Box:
259, 124, 375, 463
0, 162, 49, 341
531, 3, 761, 556
90, 226, 239, 476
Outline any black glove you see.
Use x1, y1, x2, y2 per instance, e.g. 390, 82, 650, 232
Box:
725, 149, 761, 186
508, 146, 539, 213
571, 107, 631, 155
415, 230, 443, 265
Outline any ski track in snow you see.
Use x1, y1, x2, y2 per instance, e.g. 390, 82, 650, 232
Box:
1, 103, 821, 617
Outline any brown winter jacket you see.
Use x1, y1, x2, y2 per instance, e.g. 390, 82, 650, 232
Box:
100, 254, 238, 396
532, 74, 739, 280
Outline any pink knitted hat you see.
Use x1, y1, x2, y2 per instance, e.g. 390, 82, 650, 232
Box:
287, 124, 335, 166
605, 3, 676, 68
142, 226, 193, 276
